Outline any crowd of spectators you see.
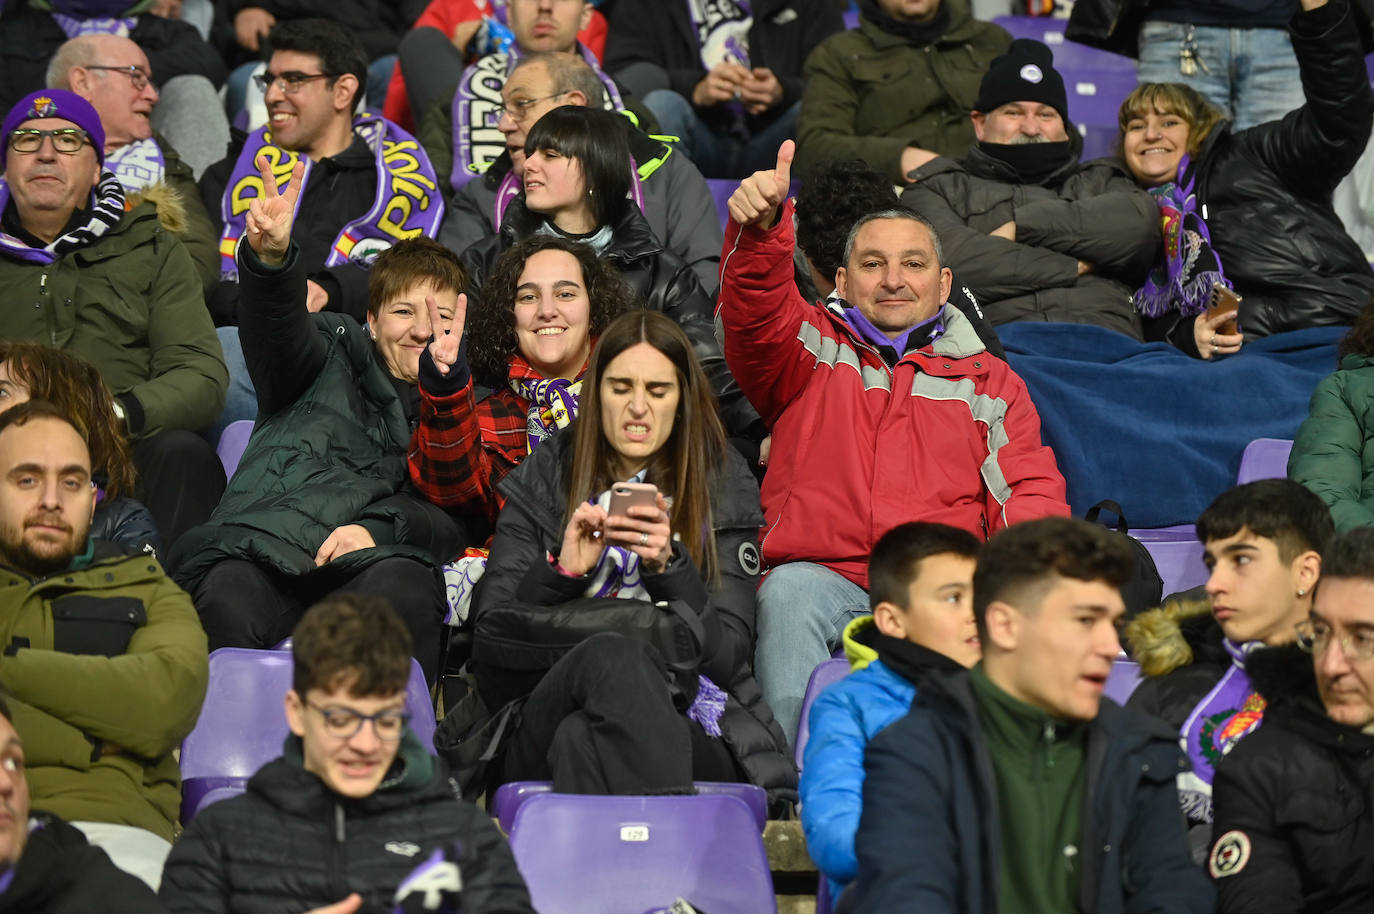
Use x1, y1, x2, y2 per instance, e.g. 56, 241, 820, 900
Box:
2, 0, 1374, 911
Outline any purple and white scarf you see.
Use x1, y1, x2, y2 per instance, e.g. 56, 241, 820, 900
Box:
1132, 153, 1230, 319
686, 0, 752, 131
510, 375, 582, 453
1176, 638, 1266, 824
105, 137, 165, 191
217, 114, 443, 280
0, 170, 125, 265
450, 44, 624, 191
50, 13, 135, 36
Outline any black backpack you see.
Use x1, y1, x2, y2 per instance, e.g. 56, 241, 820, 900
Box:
1084, 500, 1164, 626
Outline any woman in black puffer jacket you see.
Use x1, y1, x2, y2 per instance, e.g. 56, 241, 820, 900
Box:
1116, 0, 1374, 359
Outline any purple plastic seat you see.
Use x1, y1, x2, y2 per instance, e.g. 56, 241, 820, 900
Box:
1134, 536, 1209, 597
992, 17, 1135, 72
794, 658, 850, 769
214, 420, 254, 480
706, 178, 802, 232
508, 793, 777, 914
180, 647, 435, 823
1236, 437, 1294, 485
1104, 657, 1143, 704
490, 780, 768, 834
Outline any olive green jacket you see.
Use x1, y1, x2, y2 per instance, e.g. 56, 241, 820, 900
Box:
0, 542, 209, 841
795, 0, 1010, 184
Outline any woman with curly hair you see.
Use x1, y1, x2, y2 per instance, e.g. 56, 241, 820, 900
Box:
0, 341, 159, 554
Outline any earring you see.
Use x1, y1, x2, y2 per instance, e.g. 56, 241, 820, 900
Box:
1297, 587, 1307, 597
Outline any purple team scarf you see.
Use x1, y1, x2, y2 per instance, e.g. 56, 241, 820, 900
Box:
492, 154, 646, 228
685, 0, 752, 130
1177, 639, 1266, 824
1132, 153, 1230, 319
50, 13, 135, 35
841, 304, 945, 356
105, 137, 165, 190
0, 170, 125, 265
217, 114, 443, 280
509, 375, 581, 452
450, 44, 624, 191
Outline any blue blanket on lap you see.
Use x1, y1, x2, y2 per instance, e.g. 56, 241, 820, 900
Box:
1000, 323, 1344, 528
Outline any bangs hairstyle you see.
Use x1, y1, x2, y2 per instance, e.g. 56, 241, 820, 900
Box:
0, 341, 135, 499
564, 310, 726, 582
1117, 83, 1224, 157
1196, 478, 1334, 564
797, 157, 899, 280
264, 18, 368, 110
469, 235, 639, 388
367, 237, 468, 320
972, 517, 1134, 640
524, 106, 632, 227
291, 594, 412, 698
869, 521, 981, 612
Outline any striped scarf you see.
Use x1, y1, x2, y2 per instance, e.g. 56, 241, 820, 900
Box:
0, 169, 126, 265
509, 361, 583, 453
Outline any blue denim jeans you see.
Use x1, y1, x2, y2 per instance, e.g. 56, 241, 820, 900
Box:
754, 562, 870, 748
642, 89, 800, 180
208, 325, 258, 443
1137, 21, 1304, 130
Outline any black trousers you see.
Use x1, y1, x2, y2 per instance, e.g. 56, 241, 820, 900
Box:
131, 429, 226, 551
191, 557, 445, 684
502, 633, 740, 794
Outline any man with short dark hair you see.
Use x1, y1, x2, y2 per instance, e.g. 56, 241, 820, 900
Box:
159, 595, 534, 914
0, 401, 208, 888
1207, 524, 1374, 911
848, 517, 1214, 913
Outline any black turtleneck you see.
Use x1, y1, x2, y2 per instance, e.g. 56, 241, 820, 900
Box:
859, 0, 951, 46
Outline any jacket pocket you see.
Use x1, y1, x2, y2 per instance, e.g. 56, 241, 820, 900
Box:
51, 595, 147, 657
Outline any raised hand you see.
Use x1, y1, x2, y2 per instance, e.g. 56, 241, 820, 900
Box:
727, 139, 793, 229
425, 292, 468, 376
245, 153, 304, 266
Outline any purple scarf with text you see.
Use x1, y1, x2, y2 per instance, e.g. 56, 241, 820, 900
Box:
1176, 639, 1266, 824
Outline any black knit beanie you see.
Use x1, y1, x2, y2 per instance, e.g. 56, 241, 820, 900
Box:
974, 38, 1068, 123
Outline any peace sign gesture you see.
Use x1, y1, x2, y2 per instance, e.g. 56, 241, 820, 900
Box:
425, 291, 469, 376
245, 152, 304, 266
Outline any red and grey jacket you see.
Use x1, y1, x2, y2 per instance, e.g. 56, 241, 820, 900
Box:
719, 200, 1069, 588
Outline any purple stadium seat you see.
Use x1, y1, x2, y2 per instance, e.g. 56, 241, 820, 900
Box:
1134, 535, 1209, 597
1236, 437, 1294, 485
490, 781, 768, 834
508, 793, 777, 914
179, 647, 435, 823
215, 419, 254, 480
991, 17, 1135, 72
705, 178, 802, 232
795, 657, 850, 768
1105, 656, 1143, 704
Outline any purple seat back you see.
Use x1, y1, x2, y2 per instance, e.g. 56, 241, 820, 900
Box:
706, 178, 802, 232
180, 648, 435, 823
490, 781, 768, 835
795, 658, 850, 768
1236, 437, 1294, 485
1104, 657, 1143, 704
508, 793, 777, 914
215, 420, 254, 480
1133, 535, 1208, 597
991, 17, 1135, 71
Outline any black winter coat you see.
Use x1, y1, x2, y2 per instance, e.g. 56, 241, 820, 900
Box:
462, 198, 764, 441
471, 431, 798, 813
159, 733, 535, 914
92, 495, 161, 559
844, 670, 1213, 914
0, 812, 165, 914
1210, 644, 1374, 913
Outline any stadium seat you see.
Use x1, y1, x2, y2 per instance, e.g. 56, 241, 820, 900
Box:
508, 793, 777, 914
490, 780, 769, 834
215, 419, 254, 480
179, 647, 435, 823
706, 178, 803, 231
795, 657, 850, 769
1105, 656, 1143, 704
1134, 535, 1209, 597
1236, 437, 1294, 485
991, 16, 1136, 72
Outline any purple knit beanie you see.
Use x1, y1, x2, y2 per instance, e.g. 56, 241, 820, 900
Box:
1, 90, 106, 171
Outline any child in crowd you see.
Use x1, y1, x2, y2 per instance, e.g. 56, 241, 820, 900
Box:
799, 522, 982, 900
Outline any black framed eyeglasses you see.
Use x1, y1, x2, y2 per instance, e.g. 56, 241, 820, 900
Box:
1295, 618, 1374, 661
8, 127, 90, 155
86, 64, 152, 91
253, 70, 332, 94
306, 702, 410, 741
490, 92, 569, 126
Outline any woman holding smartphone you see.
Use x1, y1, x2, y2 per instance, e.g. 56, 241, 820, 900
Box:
466, 310, 794, 811
1115, 0, 1374, 359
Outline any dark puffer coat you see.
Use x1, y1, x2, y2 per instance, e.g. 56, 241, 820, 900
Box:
159, 733, 534, 914
0, 812, 165, 914
471, 431, 798, 814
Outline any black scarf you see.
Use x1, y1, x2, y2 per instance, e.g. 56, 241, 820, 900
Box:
858, 0, 951, 46
975, 140, 1074, 186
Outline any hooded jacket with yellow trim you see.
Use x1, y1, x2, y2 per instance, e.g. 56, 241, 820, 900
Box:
0, 540, 209, 842
718, 200, 1069, 588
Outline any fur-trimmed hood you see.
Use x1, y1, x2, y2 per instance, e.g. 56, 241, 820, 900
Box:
1125, 597, 1225, 678
125, 181, 188, 234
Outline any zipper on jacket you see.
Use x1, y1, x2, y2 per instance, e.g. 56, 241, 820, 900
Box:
329, 802, 348, 901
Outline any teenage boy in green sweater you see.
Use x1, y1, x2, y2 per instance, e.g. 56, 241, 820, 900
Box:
845, 517, 1213, 914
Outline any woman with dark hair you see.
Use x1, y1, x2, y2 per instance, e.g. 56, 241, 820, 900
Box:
1115, 0, 1374, 358
0, 342, 159, 555
460, 105, 762, 442
1289, 295, 1374, 531
464, 310, 795, 812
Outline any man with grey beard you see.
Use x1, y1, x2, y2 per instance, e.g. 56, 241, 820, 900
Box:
899, 39, 1159, 338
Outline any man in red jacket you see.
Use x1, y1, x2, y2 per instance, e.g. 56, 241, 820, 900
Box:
719, 140, 1069, 744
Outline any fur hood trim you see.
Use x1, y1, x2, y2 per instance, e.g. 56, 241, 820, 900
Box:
1125, 596, 1214, 677
126, 182, 187, 234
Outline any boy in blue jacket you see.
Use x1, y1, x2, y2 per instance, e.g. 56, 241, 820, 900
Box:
800, 522, 982, 899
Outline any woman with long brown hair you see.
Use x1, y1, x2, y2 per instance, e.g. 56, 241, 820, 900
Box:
465, 310, 795, 812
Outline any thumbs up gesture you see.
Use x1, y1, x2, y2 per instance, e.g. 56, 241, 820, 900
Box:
727, 140, 793, 229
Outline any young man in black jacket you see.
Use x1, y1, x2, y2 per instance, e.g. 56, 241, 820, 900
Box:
1208, 525, 1374, 913
846, 517, 1212, 914
159, 595, 534, 914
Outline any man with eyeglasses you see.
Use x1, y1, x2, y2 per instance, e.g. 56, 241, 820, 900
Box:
159, 594, 535, 914
0, 88, 229, 550
1207, 524, 1374, 912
